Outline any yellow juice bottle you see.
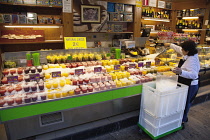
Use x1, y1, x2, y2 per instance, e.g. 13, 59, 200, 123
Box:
45, 73, 51, 79
45, 82, 52, 89
53, 81, 58, 88
43, 65, 48, 70
120, 65, 125, 71
65, 79, 71, 85
55, 92, 61, 98
47, 93, 54, 99
62, 92, 68, 97
68, 90, 74, 96
60, 80, 65, 87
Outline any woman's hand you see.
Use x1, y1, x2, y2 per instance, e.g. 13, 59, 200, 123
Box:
172, 67, 182, 75
164, 43, 171, 47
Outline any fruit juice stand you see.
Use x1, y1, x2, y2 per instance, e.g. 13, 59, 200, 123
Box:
0, 48, 148, 140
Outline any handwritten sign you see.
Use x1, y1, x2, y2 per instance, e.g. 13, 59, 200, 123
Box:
129, 64, 136, 69
75, 69, 83, 75
138, 62, 144, 67
94, 67, 102, 73
114, 65, 120, 70
64, 37, 87, 49
7, 76, 18, 83
52, 71, 61, 78
29, 74, 40, 81
146, 61, 151, 68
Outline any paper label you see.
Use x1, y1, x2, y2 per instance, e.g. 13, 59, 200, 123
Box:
20, 59, 27, 63
158, 1, 165, 8
205, 20, 209, 26
63, 0, 72, 13
138, 62, 144, 67
149, 0, 157, 7
52, 71, 61, 78
7, 76, 18, 83
29, 73, 40, 81
75, 69, 83, 75
64, 37, 87, 49
129, 64, 136, 69
136, 0, 142, 7
94, 67, 102, 73
146, 61, 151, 68
114, 65, 120, 70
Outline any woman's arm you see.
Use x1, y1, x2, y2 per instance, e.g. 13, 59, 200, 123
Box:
170, 44, 183, 56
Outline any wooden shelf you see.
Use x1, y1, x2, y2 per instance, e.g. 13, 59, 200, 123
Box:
0, 24, 63, 27
0, 2, 62, 8
142, 5, 172, 10
142, 17, 171, 22
107, 21, 133, 23
74, 32, 133, 34
0, 40, 63, 45
108, 12, 133, 14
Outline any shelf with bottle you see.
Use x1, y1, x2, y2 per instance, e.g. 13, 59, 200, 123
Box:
176, 19, 202, 30
142, 7, 171, 19
0, 1, 62, 8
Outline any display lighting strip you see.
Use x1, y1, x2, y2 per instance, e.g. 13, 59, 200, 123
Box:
182, 17, 199, 20
182, 29, 199, 32
143, 18, 170, 22
4, 25, 61, 28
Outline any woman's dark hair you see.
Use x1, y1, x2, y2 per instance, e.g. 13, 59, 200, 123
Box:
181, 40, 198, 56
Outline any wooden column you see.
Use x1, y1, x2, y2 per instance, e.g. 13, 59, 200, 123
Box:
133, 6, 142, 38
200, 8, 210, 44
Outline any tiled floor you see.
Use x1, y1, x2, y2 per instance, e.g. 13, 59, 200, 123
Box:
87, 101, 210, 140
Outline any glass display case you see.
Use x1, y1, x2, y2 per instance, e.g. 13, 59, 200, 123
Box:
197, 44, 210, 68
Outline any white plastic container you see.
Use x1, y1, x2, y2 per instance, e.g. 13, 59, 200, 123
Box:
140, 118, 182, 137
141, 81, 188, 117
139, 108, 184, 127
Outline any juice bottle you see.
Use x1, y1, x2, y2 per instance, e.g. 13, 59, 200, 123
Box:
142, 69, 147, 75
62, 92, 68, 97
53, 81, 59, 88
60, 80, 65, 87
45, 73, 51, 79
43, 65, 48, 70
69, 90, 74, 96
112, 74, 117, 80
55, 92, 61, 98
61, 64, 66, 68
45, 82, 52, 89
47, 93, 54, 99
120, 65, 125, 71
65, 79, 71, 85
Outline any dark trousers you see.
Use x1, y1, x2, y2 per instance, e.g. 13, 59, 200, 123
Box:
182, 84, 199, 122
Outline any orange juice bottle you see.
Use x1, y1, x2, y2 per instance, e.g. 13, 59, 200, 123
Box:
60, 80, 65, 87
69, 90, 74, 96
47, 93, 54, 99
45, 82, 52, 89
65, 79, 71, 85
142, 69, 147, 75
62, 92, 68, 97
120, 65, 125, 71
55, 92, 61, 98
43, 65, 48, 70
45, 73, 51, 79
53, 81, 58, 88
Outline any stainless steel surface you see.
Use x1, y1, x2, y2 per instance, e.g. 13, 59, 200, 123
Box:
5, 94, 140, 140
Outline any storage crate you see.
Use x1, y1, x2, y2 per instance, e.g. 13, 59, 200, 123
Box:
139, 108, 184, 127
141, 81, 188, 117
140, 118, 182, 137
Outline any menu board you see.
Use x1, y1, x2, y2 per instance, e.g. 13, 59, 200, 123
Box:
75, 69, 84, 75
7, 76, 18, 83
114, 65, 120, 70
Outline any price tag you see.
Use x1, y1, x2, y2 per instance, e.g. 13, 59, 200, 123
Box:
52, 71, 61, 78
138, 62, 144, 67
75, 69, 83, 75
155, 59, 161, 65
129, 64, 136, 69
114, 65, 120, 70
30, 74, 40, 81
20, 59, 27, 63
94, 67, 102, 73
146, 61, 151, 68
64, 37, 87, 49
7, 76, 18, 83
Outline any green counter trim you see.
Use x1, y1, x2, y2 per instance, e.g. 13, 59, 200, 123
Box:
0, 85, 142, 122
137, 123, 182, 140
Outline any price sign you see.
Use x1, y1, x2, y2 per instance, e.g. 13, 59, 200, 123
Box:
94, 67, 102, 73
7, 76, 18, 83
136, 0, 142, 7
146, 61, 151, 68
114, 65, 120, 70
75, 69, 83, 75
30, 74, 40, 81
155, 59, 161, 65
52, 71, 61, 78
138, 62, 144, 67
129, 64, 136, 69
64, 37, 87, 49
